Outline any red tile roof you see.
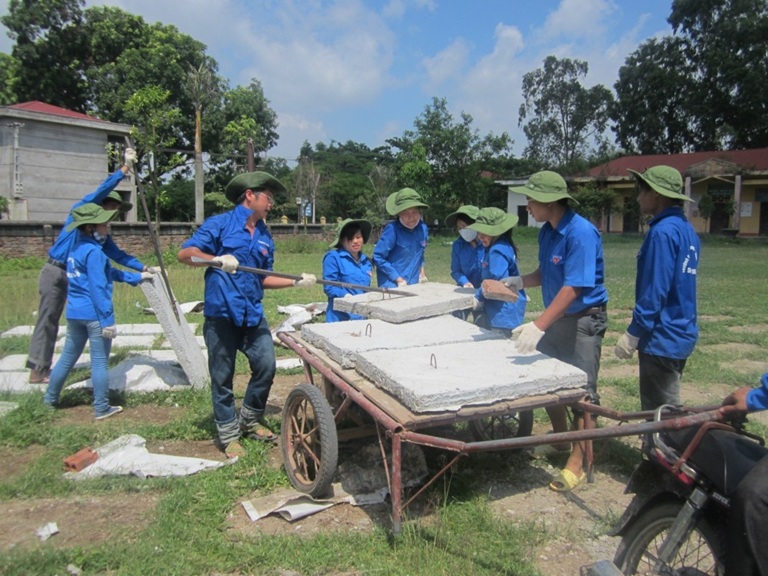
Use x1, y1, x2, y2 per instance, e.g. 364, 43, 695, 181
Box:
8, 101, 106, 123
585, 148, 768, 179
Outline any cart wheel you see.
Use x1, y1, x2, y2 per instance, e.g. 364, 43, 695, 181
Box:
281, 383, 339, 497
469, 410, 534, 443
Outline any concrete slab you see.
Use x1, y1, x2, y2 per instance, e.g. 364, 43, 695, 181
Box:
160, 335, 206, 349
54, 334, 158, 352
302, 316, 504, 368
69, 355, 194, 393
354, 339, 587, 413
333, 282, 476, 323
0, 372, 46, 394
0, 353, 101, 372
1, 325, 64, 339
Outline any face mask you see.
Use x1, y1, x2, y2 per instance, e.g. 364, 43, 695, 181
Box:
459, 228, 478, 242
92, 231, 108, 245
399, 216, 419, 230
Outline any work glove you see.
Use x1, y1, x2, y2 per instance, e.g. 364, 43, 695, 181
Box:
212, 254, 239, 274
102, 325, 117, 339
140, 271, 154, 281
472, 297, 484, 311
144, 266, 162, 274
500, 276, 524, 293
396, 278, 408, 288
293, 273, 316, 287
511, 322, 545, 354
614, 332, 640, 360
124, 147, 137, 166
419, 274, 428, 283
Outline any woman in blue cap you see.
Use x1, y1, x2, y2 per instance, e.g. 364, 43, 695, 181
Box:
373, 188, 429, 288
445, 205, 484, 289
322, 218, 373, 322
44, 203, 153, 420
468, 207, 527, 335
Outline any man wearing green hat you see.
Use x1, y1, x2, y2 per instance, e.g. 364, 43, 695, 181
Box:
26, 148, 154, 385
177, 171, 317, 458
508, 170, 609, 492
615, 165, 700, 411
322, 218, 373, 322
374, 187, 430, 288
44, 203, 153, 420
445, 205, 484, 290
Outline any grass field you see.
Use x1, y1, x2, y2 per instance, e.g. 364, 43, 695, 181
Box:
1, 229, 767, 575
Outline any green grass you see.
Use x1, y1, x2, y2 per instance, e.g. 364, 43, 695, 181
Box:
1, 231, 768, 575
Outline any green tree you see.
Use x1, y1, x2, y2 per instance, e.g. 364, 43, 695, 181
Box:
216, 80, 279, 158
518, 56, 614, 170
571, 183, 619, 228
0, 53, 19, 105
187, 59, 220, 223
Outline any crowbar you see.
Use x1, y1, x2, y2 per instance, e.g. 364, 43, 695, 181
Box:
190, 256, 415, 297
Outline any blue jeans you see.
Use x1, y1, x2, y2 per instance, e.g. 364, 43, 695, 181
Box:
44, 319, 113, 415
203, 316, 276, 445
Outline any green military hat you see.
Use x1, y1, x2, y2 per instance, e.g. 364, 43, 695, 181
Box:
444, 205, 479, 228
224, 171, 287, 204
329, 218, 372, 248
468, 207, 519, 236
509, 170, 575, 203
628, 165, 691, 202
104, 190, 133, 212
65, 203, 118, 232
385, 187, 429, 216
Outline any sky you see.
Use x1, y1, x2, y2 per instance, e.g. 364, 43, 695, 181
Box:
0, 0, 675, 163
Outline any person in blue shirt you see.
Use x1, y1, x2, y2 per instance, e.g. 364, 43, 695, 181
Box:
445, 205, 484, 289
615, 166, 700, 411
373, 188, 429, 288
323, 218, 373, 322
468, 207, 527, 335
27, 148, 153, 384
43, 203, 152, 419
177, 171, 317, 459
508, 171, 609, 492
720, 373, 768, 575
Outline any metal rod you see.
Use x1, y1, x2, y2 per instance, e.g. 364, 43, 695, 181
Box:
190, 256, 415, 296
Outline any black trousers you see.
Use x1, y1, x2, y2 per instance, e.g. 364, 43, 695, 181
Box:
726, 455, 768, 576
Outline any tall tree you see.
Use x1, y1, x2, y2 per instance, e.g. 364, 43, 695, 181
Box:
518, 56, 614, 170
0, 53, 19, 105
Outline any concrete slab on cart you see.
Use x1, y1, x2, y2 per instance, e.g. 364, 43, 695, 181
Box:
332, 282, 475, 323
301, 315, 504, 368
354, 339, 587, 412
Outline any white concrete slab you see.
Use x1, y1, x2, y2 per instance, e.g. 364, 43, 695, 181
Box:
0, 372, 46, 394
302, 316, 504, 368
354, 339, 588, 413
69, 355, 195, 393
333, 282, 476, 323
54, 334, 158, 351
1, 325, 64, 339
0, 353, 104, 372
160, 335, 206, 349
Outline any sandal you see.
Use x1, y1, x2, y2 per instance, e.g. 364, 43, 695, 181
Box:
549, 468, 587, 492
224, 440, 245, 459
241, 421, 278, 443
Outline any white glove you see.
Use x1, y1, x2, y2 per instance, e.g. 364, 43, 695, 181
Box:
419, 274, 428, 283
615, 332, 640, 360
511, 322, 545, 354
102, 325, 117, 339
144, 266, 162, 274
396, 278, 408, 287
212, 254, 239, 274
500, 276, 524, 292
293, 273, 316, 287
472, 297, 484, 311
124, 147, 137, 166
140, 271, 154, 281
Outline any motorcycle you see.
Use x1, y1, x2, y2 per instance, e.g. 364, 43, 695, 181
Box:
612, 404, 768, 575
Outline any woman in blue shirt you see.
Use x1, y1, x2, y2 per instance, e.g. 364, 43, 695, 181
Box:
445, 205, 484, 289
44, 203, 150, 419
323, 218, 373, 322
373, 188, 429, 288
468, 207, 527, 335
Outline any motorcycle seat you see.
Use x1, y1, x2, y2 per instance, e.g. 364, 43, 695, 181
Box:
661, 427, 768, 496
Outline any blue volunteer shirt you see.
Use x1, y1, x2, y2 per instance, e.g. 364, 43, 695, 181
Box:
66, 234, 142, 327
627, 206, 699, 359
49, 170, 144, 272
538, 209, 608, 314
373, 219, 429, 287
450, 237, 484, 288
475, 237, 527, 329
181, 204, 273, 326
322, 249, 373, 322
747, 373, 768, 412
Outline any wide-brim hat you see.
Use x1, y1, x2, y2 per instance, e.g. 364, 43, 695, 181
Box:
329, 218, 372, 248
628, 165, 691, 202
445, 205, 479, 228
65, 203, 118, 232
468, 207, 519, 236
104, 190, 133, 212
225, 171, 287, 203
509, 170, 575, 203
385, 187, 429, 216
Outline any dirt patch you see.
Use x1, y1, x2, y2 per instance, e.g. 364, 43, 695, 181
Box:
726, 324, 768, 334
701, 343, 764, 354
51, 403, 188, 427
597, 362, 637, 380
0, 493, 158, 551
0, 444, 46, 483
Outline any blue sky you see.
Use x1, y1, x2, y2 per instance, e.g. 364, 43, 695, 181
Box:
0, 0, 674, 163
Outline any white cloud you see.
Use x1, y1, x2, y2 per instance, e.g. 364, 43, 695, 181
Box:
421, 38, 469, 90
272, 111, 326, 162
535, 0, 617, 44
